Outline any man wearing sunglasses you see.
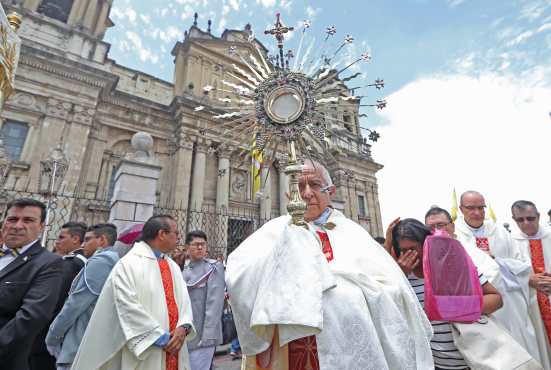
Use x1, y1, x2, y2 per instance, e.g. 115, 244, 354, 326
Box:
454, 191, 548, 366
511, 200, 551, 366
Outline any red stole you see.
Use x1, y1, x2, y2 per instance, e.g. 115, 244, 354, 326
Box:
158, 258, 179, 370
287, 231, 334, 370
529, 239, 551, 344
475, 237, 490, 252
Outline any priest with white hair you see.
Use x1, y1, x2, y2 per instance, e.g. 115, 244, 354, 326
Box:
226, 159, 434, 370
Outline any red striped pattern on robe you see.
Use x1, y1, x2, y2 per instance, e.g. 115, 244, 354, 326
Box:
159, 258, 179, 370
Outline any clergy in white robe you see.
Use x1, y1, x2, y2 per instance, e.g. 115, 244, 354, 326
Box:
455, 191, 547, 368
71, 216, 196, 370
511, 200, 551, 369
226, 160, 434, 370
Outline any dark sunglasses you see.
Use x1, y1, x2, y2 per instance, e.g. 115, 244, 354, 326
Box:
514, 216, 538, 223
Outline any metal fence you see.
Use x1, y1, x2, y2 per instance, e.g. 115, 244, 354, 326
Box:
154, 203, 272, 258
0, 189, 110, 248
0, 188, 273, 256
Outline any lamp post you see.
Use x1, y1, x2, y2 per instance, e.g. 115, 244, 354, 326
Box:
39, 143, 68, 246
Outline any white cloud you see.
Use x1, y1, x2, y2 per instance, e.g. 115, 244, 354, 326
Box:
448, 0, 466, 8
256, 0, 276, 7
228, 0, 241, 11
374, 72, 551, 227
125, 31, 159, 64
110, 6, 137, 24
507, 30, 535, 46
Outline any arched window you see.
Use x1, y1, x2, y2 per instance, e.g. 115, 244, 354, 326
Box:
37, 0, 74, 23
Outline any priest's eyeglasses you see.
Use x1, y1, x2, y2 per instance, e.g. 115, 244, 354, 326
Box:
513, 216, 537, 223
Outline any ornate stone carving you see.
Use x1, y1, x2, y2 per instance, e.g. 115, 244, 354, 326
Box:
231, 170, 246, 199
46, 98, 72, 119
72, 105, 95, 126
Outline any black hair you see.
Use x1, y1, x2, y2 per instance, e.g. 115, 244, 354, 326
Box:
141, 215, 175, 242
374, 236, 385, 245
6, 198, 47, 222
391, 218, 432, 257
61, 222, 87, 243
511, 200, 538, 214
424, 207, 452, 223
185, 230, 207, 245
88, 223, 118, 246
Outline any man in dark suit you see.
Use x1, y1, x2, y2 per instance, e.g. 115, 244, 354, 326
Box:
0, 198, 63, 370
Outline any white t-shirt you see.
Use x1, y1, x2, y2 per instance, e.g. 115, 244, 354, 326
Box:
408, 273, 487, 370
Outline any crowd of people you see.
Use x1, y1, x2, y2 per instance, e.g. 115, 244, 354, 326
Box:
1, 161, 551, 370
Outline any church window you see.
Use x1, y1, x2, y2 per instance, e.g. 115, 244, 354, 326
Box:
0, 120, 29, 160
107, 166, 117, 200
357, 194, 367, 217
37, 0, 74, 23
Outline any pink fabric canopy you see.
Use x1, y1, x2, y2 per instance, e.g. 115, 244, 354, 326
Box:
423, 230, 483, 323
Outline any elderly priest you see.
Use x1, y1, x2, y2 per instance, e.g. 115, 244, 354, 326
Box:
226, 160, 434, 370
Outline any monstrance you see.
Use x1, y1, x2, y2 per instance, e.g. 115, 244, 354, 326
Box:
199, 13, 386, 226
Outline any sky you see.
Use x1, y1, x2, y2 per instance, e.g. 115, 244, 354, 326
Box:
104, 0, 551, 229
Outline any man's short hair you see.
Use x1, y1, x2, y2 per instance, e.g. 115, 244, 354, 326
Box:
6, 198, 47, 222
88, 223, 118, 246
548, 209, 551, 217
62, 222, 87, 243
424, 207, 453, 223
185, 230, 207, 245
141, 215, 175, 242
511, 200, 538, 214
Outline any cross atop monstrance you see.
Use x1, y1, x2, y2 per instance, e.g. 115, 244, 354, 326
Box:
264, 13, 294, 69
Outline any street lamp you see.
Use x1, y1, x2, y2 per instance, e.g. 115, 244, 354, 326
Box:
39, 143, 68, 245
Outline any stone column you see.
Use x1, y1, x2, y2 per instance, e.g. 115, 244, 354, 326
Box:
109, 132, 161, 231
215, 147, 231, 257
93, 0, 110, 37
216, 148, 231, 211
172, 132, 194, 209
81, 0, 99, 30
278, 159, 288, 216
190, 139, 209, 210
67, 0, 89, 26
63, 104, 94, 193
259, 165, 271, 220
27, 99, 71, 192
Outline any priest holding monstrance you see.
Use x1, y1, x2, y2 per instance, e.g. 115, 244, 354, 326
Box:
226, 160, 434, 370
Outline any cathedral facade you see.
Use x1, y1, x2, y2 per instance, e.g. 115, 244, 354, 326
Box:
0, 0, 385, 242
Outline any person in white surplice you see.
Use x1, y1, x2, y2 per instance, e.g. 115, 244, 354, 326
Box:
455, 190, 548, 368
70, 215, 196, 370
226, 160, 434, 370
510, 200, 551, 369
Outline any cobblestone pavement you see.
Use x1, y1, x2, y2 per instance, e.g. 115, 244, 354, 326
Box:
213, 353, 242, 370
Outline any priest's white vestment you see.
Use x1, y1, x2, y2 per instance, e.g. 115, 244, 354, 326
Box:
456, 217, 547, 368
71, 241, 196, 370
511, 226, 551, 370
226, 210, 434, 370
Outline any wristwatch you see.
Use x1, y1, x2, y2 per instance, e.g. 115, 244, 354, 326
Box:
182, 324, 192, 335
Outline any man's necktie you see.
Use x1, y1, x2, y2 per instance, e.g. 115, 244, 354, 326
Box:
0, 247, 20, 258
